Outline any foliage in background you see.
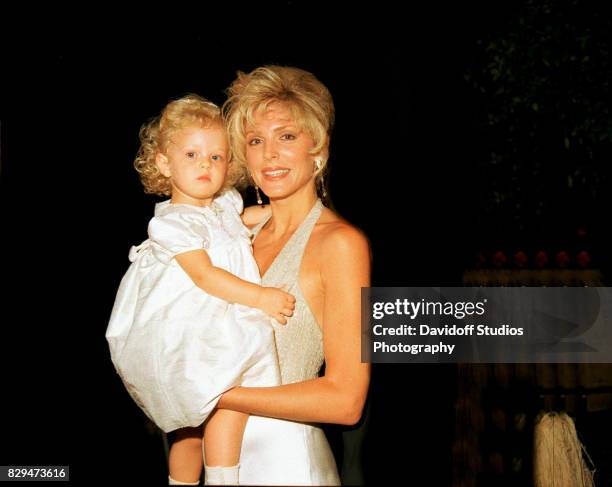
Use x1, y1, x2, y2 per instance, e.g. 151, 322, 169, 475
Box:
465, 0, 612, 244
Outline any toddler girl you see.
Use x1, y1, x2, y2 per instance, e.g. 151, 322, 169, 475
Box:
106, 94, 294, 485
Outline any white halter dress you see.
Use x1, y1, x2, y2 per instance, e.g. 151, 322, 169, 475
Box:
238, 199, 341, 486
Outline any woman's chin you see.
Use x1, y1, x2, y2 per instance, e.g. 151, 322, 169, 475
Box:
260, 185, 292, 200
260, 179, 316, 202
265, 192, 291, 202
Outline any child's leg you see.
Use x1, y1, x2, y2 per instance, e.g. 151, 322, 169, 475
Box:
202, 409, 248, 466
202, 409, 248, 484
168, 426, 203, 485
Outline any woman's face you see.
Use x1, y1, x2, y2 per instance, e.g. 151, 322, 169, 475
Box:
245, 102, 318, 201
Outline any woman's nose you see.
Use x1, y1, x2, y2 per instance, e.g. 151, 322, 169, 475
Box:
263, 141, 278, 161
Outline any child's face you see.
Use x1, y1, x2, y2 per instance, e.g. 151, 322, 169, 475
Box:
156, 124, 229, 206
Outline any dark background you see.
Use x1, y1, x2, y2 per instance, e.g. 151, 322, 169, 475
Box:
2, 2, 611, 485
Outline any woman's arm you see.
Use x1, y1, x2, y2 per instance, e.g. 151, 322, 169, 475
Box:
175, 250, 294, 324
217, 225, 371, 425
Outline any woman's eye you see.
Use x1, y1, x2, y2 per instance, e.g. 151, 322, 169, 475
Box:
281, 133, 296, 141
248, 138, 262, 146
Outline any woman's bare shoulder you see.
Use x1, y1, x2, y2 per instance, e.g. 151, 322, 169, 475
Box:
315, 208, 370, 258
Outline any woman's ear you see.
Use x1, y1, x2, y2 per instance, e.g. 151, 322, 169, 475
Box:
155, 153, 171, 178
313, 147, 329, 174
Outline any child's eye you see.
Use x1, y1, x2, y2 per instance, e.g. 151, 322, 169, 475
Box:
211, 154, 224, 161
186, 151, 197, 158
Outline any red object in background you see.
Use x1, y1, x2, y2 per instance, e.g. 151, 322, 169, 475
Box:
555, 250, 570, 268
514, 250, 528, 268
576, 226, 588, 237
534, 250, 548, 268
577, 250, 591, 268
492, 251, 507, 267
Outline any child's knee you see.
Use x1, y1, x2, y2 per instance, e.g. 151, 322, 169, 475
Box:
172, 426, 203, 451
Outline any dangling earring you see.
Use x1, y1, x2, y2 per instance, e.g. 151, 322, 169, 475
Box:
255, 185, 263, 206
315, 160, 327, 199
318, 174, 327, 199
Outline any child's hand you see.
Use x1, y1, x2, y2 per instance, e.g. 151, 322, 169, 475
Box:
255, 287, 296, 325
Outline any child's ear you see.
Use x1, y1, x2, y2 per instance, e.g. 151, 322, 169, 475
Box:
155, 153, 171, 178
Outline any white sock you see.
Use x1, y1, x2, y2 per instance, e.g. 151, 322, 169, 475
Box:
168, 475, 200, 485
204, 464, 239, 485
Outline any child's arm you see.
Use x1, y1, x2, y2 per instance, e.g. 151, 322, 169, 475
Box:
175, 250, 295, 323
241, 205, 271, 228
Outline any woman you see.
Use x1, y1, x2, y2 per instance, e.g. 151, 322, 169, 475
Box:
216, 65, 371, 485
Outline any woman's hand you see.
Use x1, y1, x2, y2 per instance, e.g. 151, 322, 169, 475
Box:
241, 205, 271, 228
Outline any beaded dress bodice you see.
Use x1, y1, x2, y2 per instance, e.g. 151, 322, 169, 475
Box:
252, 200, 324, 385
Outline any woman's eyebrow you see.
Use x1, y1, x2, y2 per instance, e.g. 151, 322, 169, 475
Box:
245, 124, 299, 136
247, 124, 297, 133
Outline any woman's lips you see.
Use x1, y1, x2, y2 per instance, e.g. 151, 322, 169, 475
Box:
262, 167, 290, 180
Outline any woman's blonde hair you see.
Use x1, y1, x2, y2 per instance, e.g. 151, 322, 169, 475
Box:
223, 66, 335, 196
134, 94, 243, 196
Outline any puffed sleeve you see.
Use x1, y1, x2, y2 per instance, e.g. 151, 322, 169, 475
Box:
148, 209, 210, 260
215, 188, 244, 215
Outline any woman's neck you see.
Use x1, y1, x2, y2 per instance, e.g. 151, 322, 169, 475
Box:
266, 187, 318, 237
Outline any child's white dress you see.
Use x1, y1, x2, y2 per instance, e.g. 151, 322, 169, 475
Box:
105, 189, 280, 433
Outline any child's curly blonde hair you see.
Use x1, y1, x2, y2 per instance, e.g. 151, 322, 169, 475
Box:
134, 94, 246, 196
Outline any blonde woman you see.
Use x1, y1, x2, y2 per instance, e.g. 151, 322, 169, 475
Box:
219, 66, 371, 485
